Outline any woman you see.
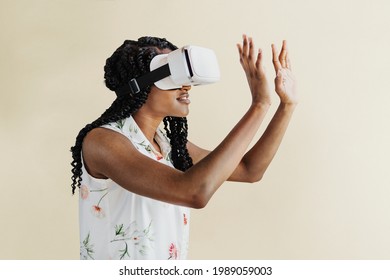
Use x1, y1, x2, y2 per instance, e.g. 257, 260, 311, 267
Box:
71, 35, 298, 260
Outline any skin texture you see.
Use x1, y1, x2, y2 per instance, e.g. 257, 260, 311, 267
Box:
82, 35, 298, 209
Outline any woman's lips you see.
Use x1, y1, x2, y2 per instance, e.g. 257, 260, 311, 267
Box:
177, 93, 190, 104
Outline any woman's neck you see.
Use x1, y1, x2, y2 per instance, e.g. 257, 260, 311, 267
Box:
132, 111, 163, 145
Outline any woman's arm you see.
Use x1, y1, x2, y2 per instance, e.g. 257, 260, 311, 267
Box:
82, 35, 271, 209
188, 40, 298, 183
83, 104, 266, 209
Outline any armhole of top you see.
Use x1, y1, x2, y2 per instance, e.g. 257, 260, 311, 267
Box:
80, 151, 109, 183
80, 123, 129, 183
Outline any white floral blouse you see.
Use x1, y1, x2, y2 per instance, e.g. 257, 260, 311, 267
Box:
79, 116, 190, 260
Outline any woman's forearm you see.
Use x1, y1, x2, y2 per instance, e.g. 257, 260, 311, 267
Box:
240, 102, 297, 181
184, 103, 270, 205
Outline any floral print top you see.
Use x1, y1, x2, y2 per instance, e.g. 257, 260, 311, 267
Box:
79, 116, 190, 260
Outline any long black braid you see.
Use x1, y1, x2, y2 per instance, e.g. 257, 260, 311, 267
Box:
70, 36, 193, 194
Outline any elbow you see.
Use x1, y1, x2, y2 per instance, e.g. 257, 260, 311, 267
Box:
240, 161, 265, 183
187, 183, 214, 209
247, 176, 262, 183
245, 172, 264, 183
189, 192, 209, 209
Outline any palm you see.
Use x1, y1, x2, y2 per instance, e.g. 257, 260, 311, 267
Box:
275, 68, 298, 104
272, 41, 298, 105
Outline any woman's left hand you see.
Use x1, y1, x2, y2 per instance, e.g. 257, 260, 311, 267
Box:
271, 40, 298, 105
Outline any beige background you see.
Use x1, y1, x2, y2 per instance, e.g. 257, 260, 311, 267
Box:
1, 0, 389, 259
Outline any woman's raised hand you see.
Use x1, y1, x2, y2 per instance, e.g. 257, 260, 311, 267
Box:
237, 35, 272, 106
271, 40, 298, 105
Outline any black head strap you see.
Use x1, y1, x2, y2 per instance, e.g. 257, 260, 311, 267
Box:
115, 64, 171, 96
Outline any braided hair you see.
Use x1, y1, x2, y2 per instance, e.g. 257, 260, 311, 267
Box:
70, 36, 193, 194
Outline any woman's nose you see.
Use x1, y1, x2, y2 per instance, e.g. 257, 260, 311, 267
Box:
181, 85, 192, 91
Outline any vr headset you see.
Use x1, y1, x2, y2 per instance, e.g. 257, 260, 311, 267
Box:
116, 45, 220, 95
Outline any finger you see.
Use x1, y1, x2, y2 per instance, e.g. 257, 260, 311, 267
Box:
272, 43, 282, 74
248, 37, 255, 61
242, 34, 249, 58
237, 35, 249, 67
236, 43, 243, 62
279, 40, 288, 68
274, 70, 283, 90
286, 51, 292, 70
255, 48, 263, 71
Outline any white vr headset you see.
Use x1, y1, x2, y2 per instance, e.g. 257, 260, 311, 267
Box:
116, 45, 220, 95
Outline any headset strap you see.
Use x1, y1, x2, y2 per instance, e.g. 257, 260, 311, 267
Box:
115, 64, 171, 95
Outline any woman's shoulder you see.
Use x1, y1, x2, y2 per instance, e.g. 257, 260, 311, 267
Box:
83, 126, 130, 150
81, 124, 142, 179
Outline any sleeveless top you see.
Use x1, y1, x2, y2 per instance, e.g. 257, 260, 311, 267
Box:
79, 116, 190, 260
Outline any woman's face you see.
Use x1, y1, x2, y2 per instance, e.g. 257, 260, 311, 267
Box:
134, 48, 193, 118
140, 85, 192, 118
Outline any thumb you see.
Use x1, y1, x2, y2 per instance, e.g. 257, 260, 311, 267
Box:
275, 69, 283, 86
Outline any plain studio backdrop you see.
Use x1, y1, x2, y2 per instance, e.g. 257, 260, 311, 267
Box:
0, 0, 389, 259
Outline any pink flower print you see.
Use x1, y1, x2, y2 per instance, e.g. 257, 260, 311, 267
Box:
183, 213, 188, 226
91, 191, 108, 219
168, 243, 178, 260
80, 185, 90, 200
91, 205, 105, 219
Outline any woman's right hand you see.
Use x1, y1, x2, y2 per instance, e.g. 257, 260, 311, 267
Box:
237, 34, 272, 106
